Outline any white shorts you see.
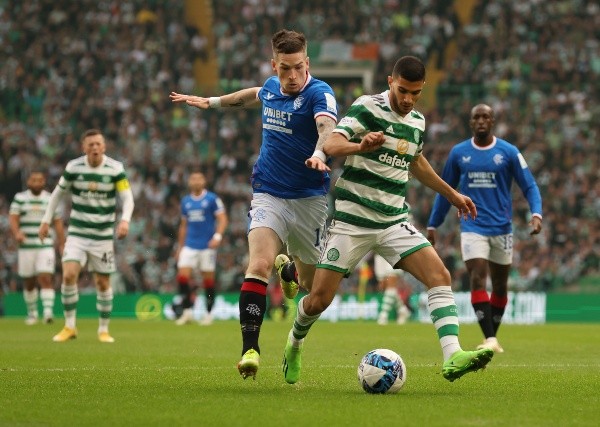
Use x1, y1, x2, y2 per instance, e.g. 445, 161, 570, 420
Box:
460, 232, 513, 265
373, 253, 403, 282
18, 247, 56, 278
248, 192, 328, 265
177, 246, 216, 272
62, 235, 116, 274
318, 220, 431, 275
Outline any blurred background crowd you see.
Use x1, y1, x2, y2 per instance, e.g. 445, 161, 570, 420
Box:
1, 0, 598, 296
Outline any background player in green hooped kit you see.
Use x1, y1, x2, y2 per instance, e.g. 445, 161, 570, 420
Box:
39, 129, 134, 343
9, 171, 65, 325
279, 56, 494, 385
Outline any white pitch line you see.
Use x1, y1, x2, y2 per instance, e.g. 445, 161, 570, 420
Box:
2, 363, 599, 372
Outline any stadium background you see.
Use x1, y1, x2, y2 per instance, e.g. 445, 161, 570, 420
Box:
0, 0, 598, 318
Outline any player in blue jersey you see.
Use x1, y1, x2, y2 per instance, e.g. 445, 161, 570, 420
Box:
427, 104, 543, 353
170, 29, 338, 379
174, 171, 228, 326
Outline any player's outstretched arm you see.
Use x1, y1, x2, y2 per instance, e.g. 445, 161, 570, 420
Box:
170, 92, 211, 109
410, 154, 477, 221
170, 87, 261, 110
323, 131, 385, 158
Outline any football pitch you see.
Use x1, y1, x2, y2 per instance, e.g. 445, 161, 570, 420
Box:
1, 318, 598, 427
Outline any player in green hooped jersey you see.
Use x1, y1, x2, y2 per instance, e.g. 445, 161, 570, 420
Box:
280, 56, 495, 385
39, 129, 134, 344
9, 171, 65, 325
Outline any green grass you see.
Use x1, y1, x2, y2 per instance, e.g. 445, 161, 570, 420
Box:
1, 318, 598, 427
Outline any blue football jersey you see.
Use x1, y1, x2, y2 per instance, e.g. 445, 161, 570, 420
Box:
428, 137, 542, 235
181, 191, 225, 249
253, 74, 338, 198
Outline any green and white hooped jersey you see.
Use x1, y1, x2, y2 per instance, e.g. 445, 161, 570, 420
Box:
333, 91, 425, 229
59, 155, 130, 241
9, 190, 58, 249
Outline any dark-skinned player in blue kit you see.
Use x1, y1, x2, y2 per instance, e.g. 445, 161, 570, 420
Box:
428, 104, 543, 353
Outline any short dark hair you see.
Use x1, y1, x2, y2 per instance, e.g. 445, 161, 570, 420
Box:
29, 169, 46, 177
271, 29, 307, 56
392, 56, 426, 82
81, 128, 103, 142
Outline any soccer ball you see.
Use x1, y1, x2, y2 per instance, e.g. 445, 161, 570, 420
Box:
357, 348, 406, 394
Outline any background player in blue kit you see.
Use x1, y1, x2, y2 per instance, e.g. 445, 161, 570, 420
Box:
427, 104, 543, 353
175, 171, 228, 326
170, 29, 338, 379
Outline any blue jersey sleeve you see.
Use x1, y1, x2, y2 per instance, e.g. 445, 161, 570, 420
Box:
510, 151, 543, 217
428, 148, 461, 228
310, 82, 338, 121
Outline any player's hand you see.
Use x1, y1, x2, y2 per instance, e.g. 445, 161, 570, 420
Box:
305, 156, 331, 172
208, 238, 222, 249
426, 229, 436, 246
116, 220, 129, 240
15, 230, 26, 243
358, 131, 385, 152
529, 216, 542, 235
38, 223, 49, 242
451, 193, 477, 221
169, 92, 210, 109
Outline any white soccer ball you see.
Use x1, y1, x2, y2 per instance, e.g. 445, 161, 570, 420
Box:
357, 348, 406, 394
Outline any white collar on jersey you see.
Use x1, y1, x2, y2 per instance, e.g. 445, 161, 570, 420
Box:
470, 136, 497, 150
279, 72, 312, 96
84, 154, 106, 168
190, 189, 207, 200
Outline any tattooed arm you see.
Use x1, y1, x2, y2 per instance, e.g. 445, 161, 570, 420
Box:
170, 87, 261, 109
305, 115, 337, 172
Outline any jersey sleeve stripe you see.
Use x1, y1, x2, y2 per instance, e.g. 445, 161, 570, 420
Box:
314, 111, 337, 122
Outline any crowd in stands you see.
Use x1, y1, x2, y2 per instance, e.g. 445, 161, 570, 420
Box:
423, 0, 599, 292
0, 0, 597, 296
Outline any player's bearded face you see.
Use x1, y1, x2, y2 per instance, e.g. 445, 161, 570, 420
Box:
83, 135, 106, 167
272, 52, 308, 95
388, 76, 424, 116
27, 173, 46, 195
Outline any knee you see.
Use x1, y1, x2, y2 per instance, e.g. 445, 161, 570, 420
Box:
470, 270, 487, 290
247, 258, 272, 278
38, 275, 52, 288
429, 267, 451, 287
62, 271, 78, 285
96, 278, 111, 292
303, 291, 332, 316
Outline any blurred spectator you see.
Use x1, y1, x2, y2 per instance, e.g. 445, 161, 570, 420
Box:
1, 0, 597, 296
